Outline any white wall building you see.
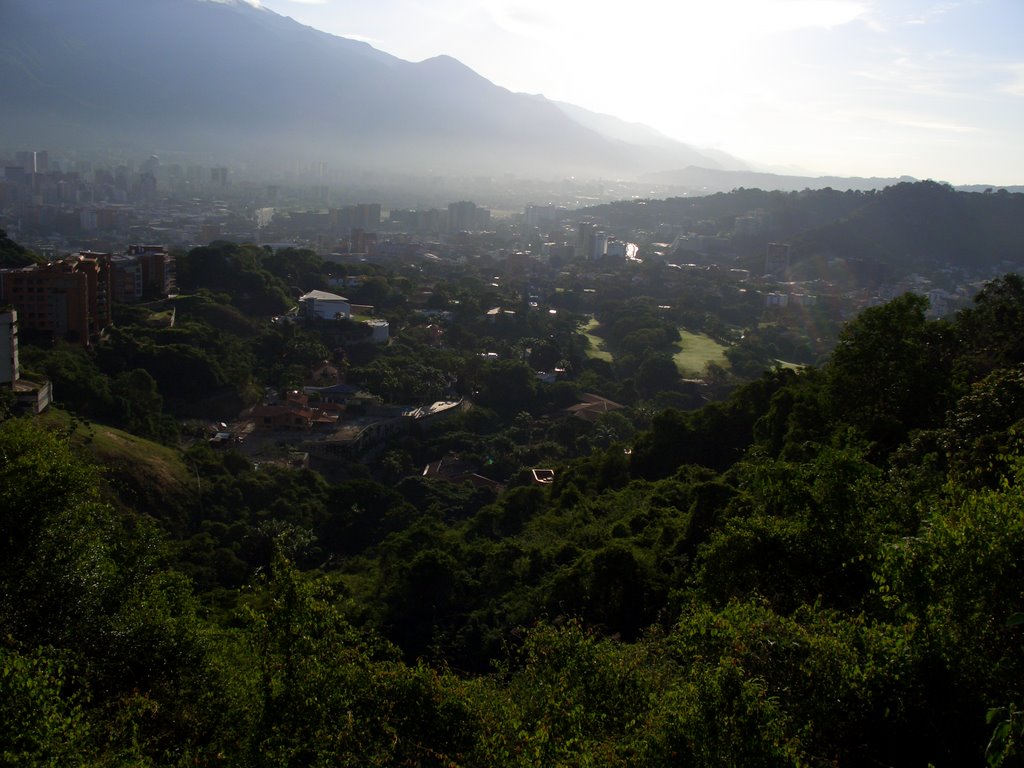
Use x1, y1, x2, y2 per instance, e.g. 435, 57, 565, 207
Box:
367, 318, 390, 344
299, 290, 351, 321
0, 309, 18, 385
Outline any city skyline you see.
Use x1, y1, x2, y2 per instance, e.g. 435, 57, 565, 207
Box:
252, 0, 1024, 186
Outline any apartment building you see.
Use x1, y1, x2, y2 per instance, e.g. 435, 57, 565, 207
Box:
0, 253, 112, 345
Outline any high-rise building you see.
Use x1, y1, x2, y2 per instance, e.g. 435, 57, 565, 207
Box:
576, 221, 596, 259
127, 245, 173, 296
134, 172, 157, 204
765, 242, 791, 278
111, 246, 173, 303
524, 204, 563, 231
356, 203, 382, 229
0, 254, 112, 345
14, 151, 37, 173
210, 166, 229, 188
110, 255, 143, 303
448, 201, 478, 233
349, 228, 376, 254
0, 309, 18, 385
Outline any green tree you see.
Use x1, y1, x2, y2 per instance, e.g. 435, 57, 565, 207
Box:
0, 228, 41, 268
247, 556, 477, 766
0, 645, 93, 767
474, 359, 538, 415
827, 293, 954, 454
955, 273, 1024, 382
635, 354, 680, 400
874, 460, 1024, 763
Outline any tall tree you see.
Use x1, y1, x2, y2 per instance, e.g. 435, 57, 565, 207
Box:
826, 293, 954, 454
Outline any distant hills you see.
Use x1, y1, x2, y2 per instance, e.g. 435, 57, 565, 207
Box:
0, 0, 745, 179
581, 180, 1024, 275
643, 166, 1024, 195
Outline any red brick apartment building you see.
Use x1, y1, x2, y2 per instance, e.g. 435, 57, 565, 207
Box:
111, 245, 173, 302
0, 253, 112, 345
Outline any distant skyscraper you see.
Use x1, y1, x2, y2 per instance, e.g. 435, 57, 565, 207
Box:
524, 204, 562, 231
357, 203, 382, 229
576, 221, 596, 259
186, 165, 206, 187
448, 200, 478, 233
765, 242, 791, 278
135, 173, 157, 204
210, 166, 229, 188
14, 151, 36, 173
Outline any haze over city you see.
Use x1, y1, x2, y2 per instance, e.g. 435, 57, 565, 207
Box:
254, 0, 1024, 185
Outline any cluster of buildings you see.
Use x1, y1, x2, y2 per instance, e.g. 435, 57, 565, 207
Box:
0, 246, 173, 346
224, 375, 465, 478
572, 220, 636, 261
0, 149, 244, 246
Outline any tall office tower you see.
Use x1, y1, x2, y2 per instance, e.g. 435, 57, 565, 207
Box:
447, 201, 478, 233
765, 242, 791, 277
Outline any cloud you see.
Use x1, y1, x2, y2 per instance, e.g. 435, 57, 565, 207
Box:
852, 46, 1024, 115
763, 0, 867, 32
999, 63, 1024, 97
904, 1, 973, 25
852, 48, 1015, 100
480, 0, 867, 45
827, 106, 981, 133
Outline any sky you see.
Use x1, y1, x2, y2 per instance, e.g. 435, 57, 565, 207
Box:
252, 0, 1023, 184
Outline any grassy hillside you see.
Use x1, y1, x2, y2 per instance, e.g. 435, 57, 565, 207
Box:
38, 408, 195, 529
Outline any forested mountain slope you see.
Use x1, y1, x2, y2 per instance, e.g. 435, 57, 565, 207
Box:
583, 181, 1024, 275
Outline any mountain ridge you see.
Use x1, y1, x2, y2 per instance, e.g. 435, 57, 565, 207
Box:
642, 165, 1024, 194
1, 0, 738, 179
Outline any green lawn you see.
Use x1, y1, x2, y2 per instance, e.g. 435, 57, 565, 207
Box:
581, 317, 613, 362
145, 309, 176, 328
673, 329, 731, 376
579, 320, 733, 374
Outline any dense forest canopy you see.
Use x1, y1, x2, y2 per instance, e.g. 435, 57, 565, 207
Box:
3, 213, 1024, 764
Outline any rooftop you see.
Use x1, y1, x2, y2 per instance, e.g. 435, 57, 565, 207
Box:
300, 290, 348, 302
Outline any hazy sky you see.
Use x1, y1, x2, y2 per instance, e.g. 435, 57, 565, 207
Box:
252, 0, 1022, 184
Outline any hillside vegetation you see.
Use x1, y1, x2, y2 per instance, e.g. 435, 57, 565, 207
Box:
4, 192, 1024, 765
3, 273, 1024, 765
